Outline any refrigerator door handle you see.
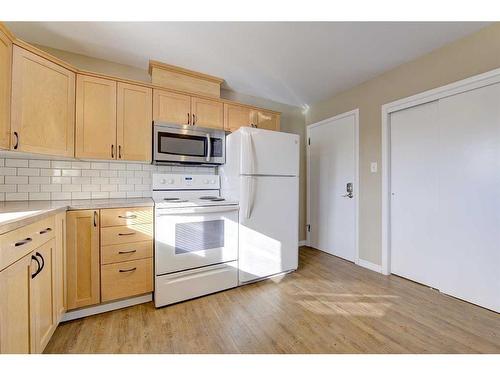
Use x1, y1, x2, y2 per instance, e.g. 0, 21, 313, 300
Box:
244, 131, 255, 174
245, 176, 255, 219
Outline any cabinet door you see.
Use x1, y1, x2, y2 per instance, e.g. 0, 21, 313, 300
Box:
224, 103, 253, 132
55, 212, 66, 323
117, 83, 152, 162
0, 28, 12, 150
11, 46, 75, 157
255, 110, 280, 131
30, 239, 57, 354
191, 97, 224, 129
0, 252, 33, 354
66, 210, 100, 310
76, 75, 117, 159
153, 89, 190, 125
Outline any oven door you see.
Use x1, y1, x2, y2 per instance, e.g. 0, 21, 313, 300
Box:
154, 124, 225, 164
155, 205, 239, 275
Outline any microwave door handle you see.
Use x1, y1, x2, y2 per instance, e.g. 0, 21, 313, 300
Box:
206, 133, 211, 162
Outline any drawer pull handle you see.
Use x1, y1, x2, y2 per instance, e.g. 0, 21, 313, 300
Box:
15, 237, 32, 247
35, 252, 45, 274
119, 267, 137, 273
39, 227, 52, 235
118, 215, 137, 219
118, 232, 135, 236
31, 255, 41, 279
118, 249, 137, 254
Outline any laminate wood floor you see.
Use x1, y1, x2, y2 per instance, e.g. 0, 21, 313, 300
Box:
44, 247, 500, 353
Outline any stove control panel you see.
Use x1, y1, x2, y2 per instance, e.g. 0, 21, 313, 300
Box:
152, 173, 220, 190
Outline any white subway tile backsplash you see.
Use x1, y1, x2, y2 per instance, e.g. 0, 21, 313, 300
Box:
18, 168, 40, 176
62, 169, 81, 177
0, 157, 216, 201
52, 177, 71, 184
71, 192, 91, 200
51, 192, 71, 200
18, 184, 40, 193
6, 159, 29, 168
0, 185, 16, 192
5, 176, 28, 184
40, 169, 61, 177
82, 170, 100, 177
29, 177, 51, 184
29, 160, 51, 168
6, 192, 28, 201
51, 161, 72, 169
29, 192, 50, 201
0, 167, 17, 175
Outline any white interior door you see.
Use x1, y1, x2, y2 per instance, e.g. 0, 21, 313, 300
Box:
390, 84, 500, 312
307, 110, 358, 262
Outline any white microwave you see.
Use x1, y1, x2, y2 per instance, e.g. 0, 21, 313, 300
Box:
153, 122, 226, 165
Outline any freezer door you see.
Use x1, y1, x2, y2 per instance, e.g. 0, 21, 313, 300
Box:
240, 127, 300, 176
239, 175, 299, 283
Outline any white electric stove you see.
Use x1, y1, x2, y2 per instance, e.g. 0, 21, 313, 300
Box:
153, 173, 239, 307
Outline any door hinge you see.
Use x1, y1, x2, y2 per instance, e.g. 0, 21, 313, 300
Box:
308, 137, 310, 146
306, 224, 311, 232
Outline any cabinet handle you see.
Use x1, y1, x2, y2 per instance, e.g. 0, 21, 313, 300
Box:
192, 114, 196, 125
187, 113, 190, 125
118, 145, 122, 159
35, 252, 45, 274
119, 267, 137, 273
15, 237, 32, 247
118, 249, 137, 254
93, 211, 98, 227
13, 131, 19, 149
39, 227, 52, 235
118, 215, 137, 219
31, 255, 41, 279
111, 144, 115, 158
118, 232, 135, 236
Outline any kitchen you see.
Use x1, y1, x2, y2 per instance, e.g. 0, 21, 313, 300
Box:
0, 7, 499, 372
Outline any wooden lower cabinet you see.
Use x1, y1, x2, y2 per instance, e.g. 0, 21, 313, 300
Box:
30, 239, 57, 354
0, 252, 33, 354
66, 210, 100, 310
101, 258, 153, 302
55, 212, 67, 322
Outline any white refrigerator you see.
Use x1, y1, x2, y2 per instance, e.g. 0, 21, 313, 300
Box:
220, 127, 300, 284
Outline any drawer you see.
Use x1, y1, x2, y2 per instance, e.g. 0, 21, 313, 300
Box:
100, 207, 153, 227
100, 224, 153, 246
101, 241, 152, 265
0, 216, 56, 271
101, 258, 153, 302
154, 261, 238, 307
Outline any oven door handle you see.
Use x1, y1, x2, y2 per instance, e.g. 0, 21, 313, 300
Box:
156, 206, 239, 216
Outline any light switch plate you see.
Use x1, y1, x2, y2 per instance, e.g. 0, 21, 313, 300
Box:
370, 162, 378, 173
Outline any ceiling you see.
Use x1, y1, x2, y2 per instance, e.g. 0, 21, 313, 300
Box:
6, 22, 490, 107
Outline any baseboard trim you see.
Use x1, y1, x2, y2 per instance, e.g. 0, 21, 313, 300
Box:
61, 293, 153, 322
298, 240, 307, 247
356, 259, 383, 273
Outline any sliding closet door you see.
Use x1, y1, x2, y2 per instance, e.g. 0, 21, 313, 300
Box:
437, 83, 500, 312
390, 101, 442, 287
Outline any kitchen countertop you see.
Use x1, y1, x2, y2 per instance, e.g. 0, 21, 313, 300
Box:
0, 198, 154, 235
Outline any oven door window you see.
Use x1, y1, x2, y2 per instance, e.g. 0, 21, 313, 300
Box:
175, 220, 225, 254
158, 132, 207, 157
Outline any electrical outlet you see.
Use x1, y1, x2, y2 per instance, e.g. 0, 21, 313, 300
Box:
370, 162, 378, 173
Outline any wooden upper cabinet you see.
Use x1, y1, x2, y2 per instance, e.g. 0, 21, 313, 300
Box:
30, 239, 57, 354
153, 89, 190, 125
76, 75, 117, 159
66, 210, 100, 310
117, 83, 152, 162
224, 103, 253, 132
11, 46, 75, 157
191, 97, 223, 129
0, 252, 32, 354
255, 110, 280, 131
0, 28, 12, 150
